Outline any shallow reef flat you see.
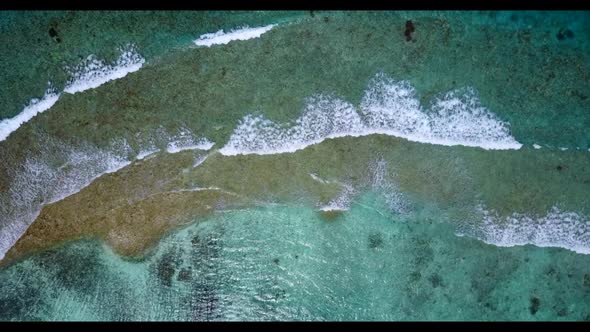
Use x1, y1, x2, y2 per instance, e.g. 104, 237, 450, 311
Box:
3, 134, 589, 267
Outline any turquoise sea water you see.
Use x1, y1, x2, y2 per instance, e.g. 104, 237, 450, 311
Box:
2, 192, 590, 321
1, 11, 590, 321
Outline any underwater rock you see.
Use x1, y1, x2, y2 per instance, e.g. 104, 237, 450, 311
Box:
529, 296, 541, 315
48, 27, 58, 38
156, 252, 177, 287
177, 267, 192, 282
274, 288, 287, 301
191, 284, 219, 321
571, 90, 588, 100
429, 273, 444, 288
484, 302, 497, 311
557, 308, 568, 317
556, 28, 574, 41
404, 20, 415, 41
368, 232, 384, 249
0, 291, 42, 321
36, 244, 100, 292
48, 26, 61, 43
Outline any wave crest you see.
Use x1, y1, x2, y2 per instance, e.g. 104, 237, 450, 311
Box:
220, 73, 522, 156
460, 206, 590, 255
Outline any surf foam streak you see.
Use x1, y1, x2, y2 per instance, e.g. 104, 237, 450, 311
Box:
165, 129, 215, 153
309, 173, 330, 184
63, 45, 145, 94
219, 73, 522, 156
193, 154, 209, 168
319, 184, 355, 212
194, 24, 275, 47
366, 158, 411, 214
0, 88, 59, 142
464, 206, 590, 255
136, 149, 160, 160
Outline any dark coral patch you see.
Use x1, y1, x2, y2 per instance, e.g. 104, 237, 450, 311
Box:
557, 28, 574, 41
48, 27, 58, 38
429, 273, 444, 288
368, 232, 384, 249
48, 26, 61, 43
177, 267, 192, 282
156, 252, 178, 287
404, 20, 415, 41
529, 296, 541, 315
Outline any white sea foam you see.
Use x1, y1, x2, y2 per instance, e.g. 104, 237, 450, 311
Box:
319, 184, 355, 212
533, 144, 542, 149
63, 45, 145, 94
309, 173, 330, 184
165, 129, 215, 153
0, 87, 60, 142
193, 154, 209, 168
219, 73, 523, 156
136, 148, 160, 160
0, 137, 133, 260
194, 24, 276, 47
0, 45, 145, 145
366, 157, 411, 214
170, 186, 223, 194
464, 205, 590, 255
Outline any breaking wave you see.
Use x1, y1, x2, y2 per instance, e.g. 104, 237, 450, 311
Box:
219, 73, 522, 156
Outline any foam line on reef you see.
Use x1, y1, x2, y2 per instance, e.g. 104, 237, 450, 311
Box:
63, 45, 145, 94
0, 45, 145, 144
194, 24, 276, 47
0, 87, 59, 142
136, 149, 160, 160
165, 130, 215, 154
459, 205, 590, 255
319, 184, 355, 212
219, 73, 523, 156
